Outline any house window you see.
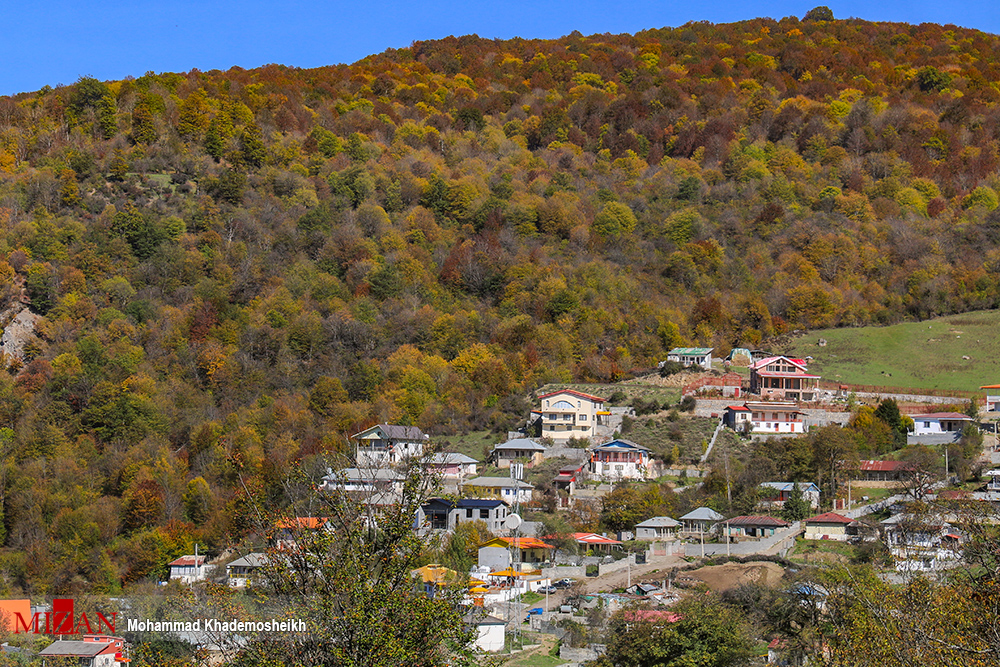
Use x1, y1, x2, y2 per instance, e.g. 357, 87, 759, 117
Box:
466, 509, 473, 518
480, 509, 489, 519
924, 421, 930, 428
580, 414, 587, 422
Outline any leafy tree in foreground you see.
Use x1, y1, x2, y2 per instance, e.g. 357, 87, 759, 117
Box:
598, 594, 755, 667
223, 457, 481, 667
781, 482, 811, 522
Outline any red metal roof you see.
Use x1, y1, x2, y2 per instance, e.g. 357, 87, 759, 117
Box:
722, 515, 790, 527
169, 555, 206, 567
538, 388, 606, 402
806, 512, 852, 525
859, 460, 911, 472
571, 532, 622, 545
727, 405, 751, 411
754, 371, 821, 379
910, 412, 973, 420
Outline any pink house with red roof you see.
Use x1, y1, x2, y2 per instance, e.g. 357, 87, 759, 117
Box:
537, 389, 607, 441
749, 356, 820, 401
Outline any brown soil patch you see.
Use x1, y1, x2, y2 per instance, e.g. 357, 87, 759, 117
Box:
624, 371, 711, 388
683, 562, 785, 592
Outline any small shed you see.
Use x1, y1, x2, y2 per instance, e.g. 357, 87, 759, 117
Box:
467, 613, 506, 652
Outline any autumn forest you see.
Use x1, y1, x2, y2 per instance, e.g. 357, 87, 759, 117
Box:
0, 13, 999, 593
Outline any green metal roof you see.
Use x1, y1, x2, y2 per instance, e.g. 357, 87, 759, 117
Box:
669, 347, 713, 355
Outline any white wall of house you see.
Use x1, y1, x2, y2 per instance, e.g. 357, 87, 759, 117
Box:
912, 417, 971, 435
804, 524, 849, 541
474, 622, 505, 652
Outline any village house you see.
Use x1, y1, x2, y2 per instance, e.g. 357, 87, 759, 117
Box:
352, 424, 428, 466
467, 613, 506, 653
272, 517, 331, 550
462, 476, 534, 505
720, 515, 790, 538
488, 438, 547, 468
478, 536, 554, 571
679, 507, 724, 535
427, 452, 478, 479
909, 412, 975, 436
666, 347, 714, 370
227, 553, 269, 588
39, 640, 120, 667
634, 516, 681, 541
758, 482, 821, 510
980, 384, 1000, 412
537, 389, 607, 441
882, 513, 962, 572
804, 512, 853, 541
855, 460, 913, 483
418, 498, 509, 533
723, 404, 752, 431
588, 439, 651, 481
320, 467, 405, 496
740, 401, 807, 434
412, 563, 459, 598
568, 532, 622, 553
552, 462, 587, 507
749, 356, 820, 401
987, 469, 1000, 492
167, 554, 214, 584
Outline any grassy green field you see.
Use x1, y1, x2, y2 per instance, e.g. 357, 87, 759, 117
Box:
785, 310, 1000, 393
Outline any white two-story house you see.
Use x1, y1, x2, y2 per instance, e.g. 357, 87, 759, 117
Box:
352, 424, 428, 466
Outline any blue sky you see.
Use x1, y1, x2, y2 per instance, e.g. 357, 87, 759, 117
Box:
1, 1, 998, 97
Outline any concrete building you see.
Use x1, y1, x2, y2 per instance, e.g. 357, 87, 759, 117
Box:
489, 438, 547, 468
537, 389, 607, 441
462, 476, 534, 505
418, 498, 509, 533
168, 555, 214, 584
634, 516, 681, 541
758, 482, 821, 510
427, 452, 478, 479
804, 512, 853, 541
352, 424, 428, 466
910, 412, 975, 436
478, 536, 554, 571
588, 439, 651, 481
666, 347, 714, 370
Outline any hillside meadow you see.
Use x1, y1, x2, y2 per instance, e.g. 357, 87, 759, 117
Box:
786, 309, 1000, 391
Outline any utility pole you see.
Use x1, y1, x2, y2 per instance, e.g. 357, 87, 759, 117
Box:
944, 443, 949, 483
724, 440, 732, 510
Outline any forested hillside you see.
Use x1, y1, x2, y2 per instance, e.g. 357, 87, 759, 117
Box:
1, 12, 1000, 591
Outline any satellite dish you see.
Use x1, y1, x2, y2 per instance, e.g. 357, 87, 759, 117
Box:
503, 514, 522, 531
